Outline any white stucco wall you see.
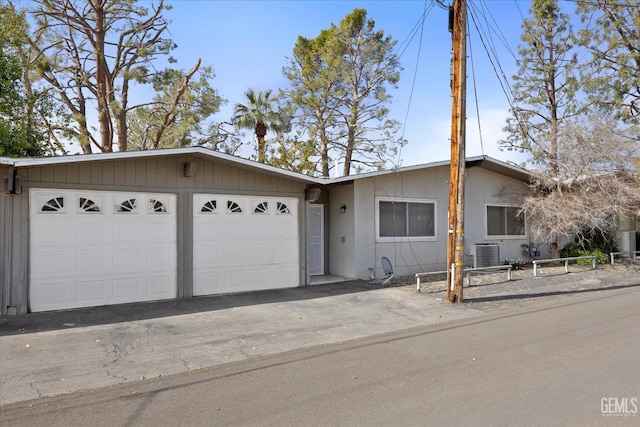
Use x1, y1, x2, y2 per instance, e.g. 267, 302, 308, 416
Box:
328, 184, 355, 278
334, 164, 537, 281
351, 167, 451, 280
464, 167, 533, 263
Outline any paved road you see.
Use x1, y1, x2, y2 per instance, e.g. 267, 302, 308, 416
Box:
2, 285, 638, 426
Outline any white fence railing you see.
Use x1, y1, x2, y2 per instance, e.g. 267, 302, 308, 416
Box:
415, 265, 512, 292
532, 256, 597, 277
609, 251, 639, 265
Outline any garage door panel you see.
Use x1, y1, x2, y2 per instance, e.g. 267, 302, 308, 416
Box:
145, 219, 175, 241
30, 189, 177, 312
275, 267, 297, 287
75, 220, 106, 242
112, 220, 142, 241
145, 275, 174, 298
193, 194, 299, 296
31, 220, 72, 244
274, 241, 297, 263
146, 246, 174, 270
223, 269, 248, 290
275, 220, 296, 238
75, 250, 105, 272
29, 281, 73, 311
224, 244, 246, 265
250, 220, 274, 239
249, 268, 274, 289
193, 270, 221, 295
75, 279, 107, 305
194, 219, 220, 236
223, 219, 248, 241
250, 242, 274, 264
193, 244, 219, 266
112, 277, 139, 301
29, 250, 70, 279
112, 247, 141, 270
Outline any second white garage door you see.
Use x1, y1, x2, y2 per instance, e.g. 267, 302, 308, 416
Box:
193, 194, 299, 296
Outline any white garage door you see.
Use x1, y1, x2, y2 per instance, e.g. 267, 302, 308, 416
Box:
193, 194, 299, 296
29, 189, 177, 312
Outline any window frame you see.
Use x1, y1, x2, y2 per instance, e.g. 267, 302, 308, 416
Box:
375, 197, 437, 242
485, 203, 527, 239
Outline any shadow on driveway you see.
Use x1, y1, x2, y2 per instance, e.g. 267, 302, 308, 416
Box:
0, 280, 376, 337
465, 282, 640, 304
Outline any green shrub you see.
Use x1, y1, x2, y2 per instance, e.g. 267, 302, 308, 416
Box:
503, 259, 525, 270
560, 229, 618, 266
560, 245, 608, 265
560, 242, 583, 259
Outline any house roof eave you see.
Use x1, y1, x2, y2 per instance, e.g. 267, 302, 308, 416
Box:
3, 147, 322, 185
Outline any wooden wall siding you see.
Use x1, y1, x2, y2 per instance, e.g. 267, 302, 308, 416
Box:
66, 163, 79, 183
0, 191, 28, 314
0, 193, 6, 314
19, 156, 306, 194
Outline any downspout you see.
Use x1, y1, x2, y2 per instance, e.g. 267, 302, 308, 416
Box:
7, 165, 17, 194
3, 166, 16, 314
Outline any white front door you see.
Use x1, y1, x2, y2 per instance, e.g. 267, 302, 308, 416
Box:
307, 204, 324, 276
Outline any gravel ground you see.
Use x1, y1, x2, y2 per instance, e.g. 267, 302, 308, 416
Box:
395, 262, 640, 312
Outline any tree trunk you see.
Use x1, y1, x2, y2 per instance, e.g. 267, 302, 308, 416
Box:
319, 125, 330, 177
255, 121, 267, 163
343, 107, 358, 176
115, 76, 129, 152
94, 3, 112, 152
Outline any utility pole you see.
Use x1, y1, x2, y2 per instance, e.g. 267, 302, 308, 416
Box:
446, 0, 467, 303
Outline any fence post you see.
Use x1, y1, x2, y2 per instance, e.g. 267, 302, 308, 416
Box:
416, 276, 421, 293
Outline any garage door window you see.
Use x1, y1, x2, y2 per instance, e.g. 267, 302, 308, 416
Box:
201, 200, 217, 213
41, 197, 64, 212
116, 198, 137, 213
149, 199, 167, 213
79, 197, 101, 213
254, 201, 268, 214
277, 202, 291, 214
227, 200, 242, 213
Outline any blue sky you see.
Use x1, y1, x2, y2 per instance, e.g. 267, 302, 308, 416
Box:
164, 0, 539, 167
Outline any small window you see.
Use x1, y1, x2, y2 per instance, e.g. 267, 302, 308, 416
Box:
276, 202, 290, 214
41, 197, 64, 212
254, 201, 268, 214
79, 197, 100, 212
201, 200, 217, 213
227, 200, 242, 213
116, 199, 137, 213
486, 205, 525, 236
149, 199, 167, 213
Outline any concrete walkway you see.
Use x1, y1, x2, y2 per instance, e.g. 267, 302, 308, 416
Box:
1, 263, 638, 406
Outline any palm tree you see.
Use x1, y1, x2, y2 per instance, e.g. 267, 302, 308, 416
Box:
232, 89, 282, 163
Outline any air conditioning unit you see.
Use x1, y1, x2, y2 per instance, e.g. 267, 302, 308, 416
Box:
474, 243, 500, 268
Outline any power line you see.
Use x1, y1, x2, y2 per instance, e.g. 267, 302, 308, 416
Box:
400, 0, 430, 140
467, 24, 485, 156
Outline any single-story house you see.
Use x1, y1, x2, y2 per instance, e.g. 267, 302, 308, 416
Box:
1, 147, 542, 315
